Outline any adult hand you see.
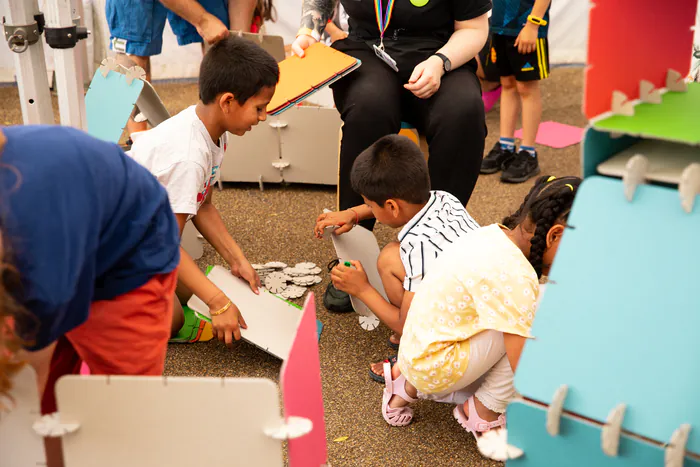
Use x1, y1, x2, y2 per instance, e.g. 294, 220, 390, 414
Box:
291, 34, 318, 57
196, 12, 230, 45
210, 297, 248, 347
230, 257, 261, 294
514, 23, 538, 54
314, 210, 356, 238
404, 55, 445, 99
331, 260, 371, 297
330, 30, 349, 44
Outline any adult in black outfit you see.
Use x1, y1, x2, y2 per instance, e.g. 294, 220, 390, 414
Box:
293, 0, 491, 227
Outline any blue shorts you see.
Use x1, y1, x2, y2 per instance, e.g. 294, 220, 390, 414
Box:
106, 0, 229, 57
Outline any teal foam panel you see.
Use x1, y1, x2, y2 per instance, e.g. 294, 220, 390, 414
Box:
507, 401, 700, 467
514, 176, 700, 452
85, 69, 144, 143
581, 126, 638, 178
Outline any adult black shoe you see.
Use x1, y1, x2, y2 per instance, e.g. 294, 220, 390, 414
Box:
480, 142, 516, 174
322, 259, 354, 313
501, 149, 541, 183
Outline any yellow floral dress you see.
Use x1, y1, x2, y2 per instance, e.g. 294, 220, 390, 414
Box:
398, 224, 540, 394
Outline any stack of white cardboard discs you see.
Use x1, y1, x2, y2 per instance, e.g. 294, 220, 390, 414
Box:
251, 262, 323, 300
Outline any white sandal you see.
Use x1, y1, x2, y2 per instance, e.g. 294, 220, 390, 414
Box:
381, 362, 418, 426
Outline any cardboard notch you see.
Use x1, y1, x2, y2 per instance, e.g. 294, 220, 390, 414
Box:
601, 403, 626, 457
546, 385, 569, 436
611, 91, 636, 116
679, 163, 700, 213
622, 154, 649, 202
639, 80, 662, 104
666, 69, 688, 92
664, 424, 691, 467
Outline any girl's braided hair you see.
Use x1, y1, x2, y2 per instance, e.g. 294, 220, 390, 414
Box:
502, 175, 582, 278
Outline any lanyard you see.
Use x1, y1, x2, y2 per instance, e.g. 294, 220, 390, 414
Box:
374, 0, 396, 49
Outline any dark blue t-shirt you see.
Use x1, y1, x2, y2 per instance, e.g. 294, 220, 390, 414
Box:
490, 0, 550, 38
1, 125, 180, 350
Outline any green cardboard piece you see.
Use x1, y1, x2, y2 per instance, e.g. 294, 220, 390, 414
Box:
593, 82, 700, 144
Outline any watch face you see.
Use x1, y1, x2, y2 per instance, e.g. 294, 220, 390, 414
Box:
444, 59, 452, 72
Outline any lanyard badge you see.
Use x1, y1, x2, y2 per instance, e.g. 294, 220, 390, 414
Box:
373, 0, 399, 71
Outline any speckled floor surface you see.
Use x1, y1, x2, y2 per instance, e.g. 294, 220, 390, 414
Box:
0, 66, 586, 466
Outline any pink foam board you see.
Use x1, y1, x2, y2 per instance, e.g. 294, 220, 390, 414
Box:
514, 121, 584, 148
281, 293, 327, 466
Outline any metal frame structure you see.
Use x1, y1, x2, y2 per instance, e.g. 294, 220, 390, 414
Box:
2, 0, 89, 128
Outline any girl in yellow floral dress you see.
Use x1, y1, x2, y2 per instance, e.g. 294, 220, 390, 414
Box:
381, 175, 581, 439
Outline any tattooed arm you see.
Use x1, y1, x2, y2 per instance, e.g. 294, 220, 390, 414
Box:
300, 0, 338, 38
292, 0, 338, 56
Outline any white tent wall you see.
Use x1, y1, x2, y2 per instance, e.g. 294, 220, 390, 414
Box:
1, 0, 698, 84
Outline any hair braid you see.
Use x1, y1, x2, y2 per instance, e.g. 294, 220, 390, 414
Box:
502, 175, 552, 229
527, 188, 577, 277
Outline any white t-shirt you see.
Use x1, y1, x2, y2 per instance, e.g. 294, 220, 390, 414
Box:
128, 105, 227, 217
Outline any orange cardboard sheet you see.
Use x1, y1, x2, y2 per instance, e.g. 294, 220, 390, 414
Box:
268, 43, 359, 114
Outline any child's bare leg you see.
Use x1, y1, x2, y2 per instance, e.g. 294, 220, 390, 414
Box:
171, 280, 192, 337
387, 362, 418, 409
499, 75, 519, 139
463, 396, 500, 423
516, 80, 542, 148
377, 241, 405, 345
115, 53, 150, 136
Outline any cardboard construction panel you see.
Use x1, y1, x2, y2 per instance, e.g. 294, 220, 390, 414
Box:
514, 176, 700, 452
268, 44, 359, 114
85, 68, 144, 143
181, 221, 203, 260
592, 83, 700, 144
187, 266, 302, 360
239, 32, 286, 63
277, 106, 342, 185
584, 0, 697, 119
281, 294, 328, 467
135, 79, 170, 128
0, 366, 46, 466
581, 126, 638, 178
57, 376, 283, 467
506, 400, 700, 467
219, 117, 282, 184
329, 224, 385, 330
597, 139, 700, 184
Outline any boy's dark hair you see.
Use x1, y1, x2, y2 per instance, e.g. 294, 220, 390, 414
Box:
350, 135, 430, 205
502, 175, 582, 278
199, 35, 279, 105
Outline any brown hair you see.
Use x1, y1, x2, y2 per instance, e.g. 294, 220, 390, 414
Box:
255, 0, 276, 23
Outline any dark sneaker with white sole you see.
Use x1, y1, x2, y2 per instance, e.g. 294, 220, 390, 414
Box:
480, 142, 516, 174
501, 149, 541, 183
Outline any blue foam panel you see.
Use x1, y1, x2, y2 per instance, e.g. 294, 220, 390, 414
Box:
514, 176, 700, 452
85, 69, 144, 143
507, 401, 700, 467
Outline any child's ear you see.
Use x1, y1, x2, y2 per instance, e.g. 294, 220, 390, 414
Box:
386, 199, 400, 217
546, 224, 565, 248
218, 93, 236, 113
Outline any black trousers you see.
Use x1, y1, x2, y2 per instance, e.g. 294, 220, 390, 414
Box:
331, 38, 486, 229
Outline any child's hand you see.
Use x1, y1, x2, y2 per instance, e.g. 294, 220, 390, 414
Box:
314, 210, 356, 238
196, 12, 230, 45
230, 258, 261, 294
331, 260, 371, 297
514, 23, 538, 54
330, 30, 349, 43
210, 297, 248, 347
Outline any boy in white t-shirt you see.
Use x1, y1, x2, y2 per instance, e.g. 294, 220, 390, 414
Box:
129, 35, 279, 347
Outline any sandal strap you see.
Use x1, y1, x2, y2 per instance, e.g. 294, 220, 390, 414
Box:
384, 362, 418, 403
467, 396, 506, 432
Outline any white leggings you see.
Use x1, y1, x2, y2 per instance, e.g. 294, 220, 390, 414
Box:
418, 330, 516, 413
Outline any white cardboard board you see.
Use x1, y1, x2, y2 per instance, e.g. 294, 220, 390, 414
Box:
187, 266, 302, 359
0, 365, 46, 466
181, 221, 204, 260
56, 376, 284, 467
327, 222, 384, 330
597, 139, 700, 185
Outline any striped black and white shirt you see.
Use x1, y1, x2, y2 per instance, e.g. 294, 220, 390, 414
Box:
399, 190, 480, 292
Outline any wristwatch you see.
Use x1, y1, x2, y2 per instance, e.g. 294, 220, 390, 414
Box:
433, 52, 452, 73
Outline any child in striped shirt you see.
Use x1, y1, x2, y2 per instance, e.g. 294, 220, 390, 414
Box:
313, 135, 479, 382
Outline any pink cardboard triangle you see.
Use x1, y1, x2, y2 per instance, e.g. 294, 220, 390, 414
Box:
281, 293, 327, 466
514, 121, 584, 149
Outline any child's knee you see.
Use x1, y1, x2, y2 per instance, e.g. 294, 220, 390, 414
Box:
377, 241, 402, 274
516, 80, 539, 97
500, 75, 517, 90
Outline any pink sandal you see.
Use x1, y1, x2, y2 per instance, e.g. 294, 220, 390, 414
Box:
381, 361, 418, 426
453, 395, 506, 439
